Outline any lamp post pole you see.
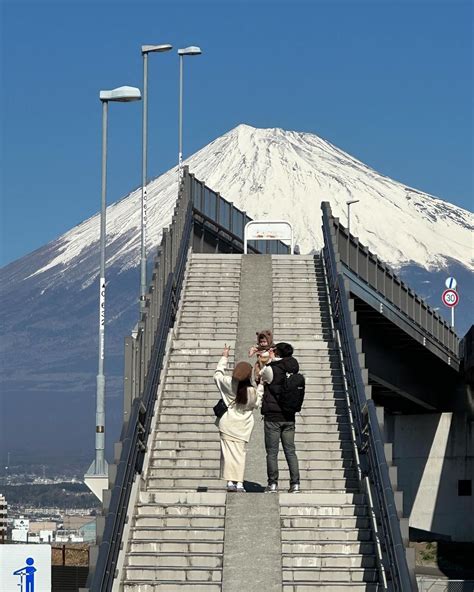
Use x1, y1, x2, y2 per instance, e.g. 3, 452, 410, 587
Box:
140, 44, 172, 314
346, 199, 359, 265
96, 97, 108, 476
178, 46, 202, 176
85, 86, 141, 501
178, 53, 183, 172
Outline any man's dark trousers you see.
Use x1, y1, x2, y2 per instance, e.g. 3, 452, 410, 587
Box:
264, 420, 300, 486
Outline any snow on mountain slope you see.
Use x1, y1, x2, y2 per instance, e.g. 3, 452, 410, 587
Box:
24, 124, 472, 289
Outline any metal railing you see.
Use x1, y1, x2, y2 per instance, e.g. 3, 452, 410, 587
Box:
90, 169, 194, 591
323, 203, 459, 362
190, 172, 290, 254
322, 209, 413, 590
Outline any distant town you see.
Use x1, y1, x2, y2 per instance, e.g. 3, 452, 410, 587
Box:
0, 463, 100, 546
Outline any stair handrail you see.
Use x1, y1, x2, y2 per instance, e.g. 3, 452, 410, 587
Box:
321, 202, 413, 591
89, 169, 194, 592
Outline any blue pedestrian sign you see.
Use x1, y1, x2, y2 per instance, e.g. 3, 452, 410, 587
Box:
13, 557, 37, 591
0, 545, 51, 591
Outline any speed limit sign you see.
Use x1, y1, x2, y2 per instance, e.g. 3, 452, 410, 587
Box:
442, 289, 459, 308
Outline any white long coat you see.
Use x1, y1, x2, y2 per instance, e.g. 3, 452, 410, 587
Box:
214, 356, 263, 442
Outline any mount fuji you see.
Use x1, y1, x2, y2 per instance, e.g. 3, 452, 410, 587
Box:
1, 124, 472, 469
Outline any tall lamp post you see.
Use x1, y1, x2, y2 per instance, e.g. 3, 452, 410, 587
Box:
139, 44, 172, 314
346, 199, 359, 266
85, 86, 141, 502
178, 46, 202, 174
346, 199, 359, 235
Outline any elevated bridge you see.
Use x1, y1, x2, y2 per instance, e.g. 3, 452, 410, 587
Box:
82, 169, 471, 592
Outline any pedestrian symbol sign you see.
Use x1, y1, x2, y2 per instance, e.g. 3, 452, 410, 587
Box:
13, 557, 37, 591
0, 545, 51, 591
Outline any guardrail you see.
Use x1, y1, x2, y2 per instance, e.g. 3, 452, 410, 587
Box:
190, 172, 290, 254
322, 205, 413, 590
90, 169, 194, 591
324, 203, 459, 361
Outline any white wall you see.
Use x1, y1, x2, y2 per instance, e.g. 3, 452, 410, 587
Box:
391, 412, 474, 542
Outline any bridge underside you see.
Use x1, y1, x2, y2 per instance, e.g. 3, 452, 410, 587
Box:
351, 295, 467, 415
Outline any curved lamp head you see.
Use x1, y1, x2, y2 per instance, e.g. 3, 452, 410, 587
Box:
99, 86, 142, 102
178, 46, 202, 56
346, 199, 360, 206
142, 44, 173, 54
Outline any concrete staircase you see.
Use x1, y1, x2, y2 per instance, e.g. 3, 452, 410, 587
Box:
122, 254, 241, 591
119, 252, 381, 591
273, 255, 379, 591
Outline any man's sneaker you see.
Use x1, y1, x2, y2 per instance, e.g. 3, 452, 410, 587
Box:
236, 483, 246, 493
227, 482, 237, 492
264, 483, 278, 493
288, 484, 301, 493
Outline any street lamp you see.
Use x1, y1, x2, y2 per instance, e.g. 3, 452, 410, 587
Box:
178, 46, 202, 174
85, 85, 141, 501
140, 44, 172, 314
346, 199, 359, 235
345, 199, 359, 267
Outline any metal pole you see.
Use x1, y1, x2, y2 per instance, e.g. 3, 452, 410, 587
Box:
140, 52, 148, 314
451, 306, 454, 328
346, 203, 350, 265
178, 54, 183, 174
95, 99, 108, 475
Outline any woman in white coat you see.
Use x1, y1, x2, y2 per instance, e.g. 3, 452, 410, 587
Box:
214, 345, 263, 492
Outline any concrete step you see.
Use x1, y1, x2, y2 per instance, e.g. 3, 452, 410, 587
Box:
157, 415, 349, 428
125, 566, 222, 583
135, 504, 225, 517
146, 477, 223, 489
281, 516, 371, 529
280, 468, 358, 479
282, 554, 376, 568
124, 583, 222, 591
279, 493, 366, 505
137, 491, 226, 505
281, 541, 375, 555
279, 479, 360, 491
278, 450, 354, 461
283, 567, 378, 583
280, 505, 368, 518
134, 515, 224, 528
281, 528, 373, 542
152, 440, 220, 451
154, 432, 220, 441
130, 527, 224, 541
127, 553, 223, 568
150, 458, 221, 469
148, 467, 221, 479
129, 540, 224, 554
151, 450, 220, 462
282, 585, 378, 592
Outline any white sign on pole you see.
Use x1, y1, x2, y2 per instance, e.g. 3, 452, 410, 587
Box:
445, 277, 457, 290
0, 544, 51, 591
244, 220, 294, 254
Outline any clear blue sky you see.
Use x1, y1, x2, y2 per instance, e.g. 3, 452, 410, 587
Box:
1, 0, 472, 266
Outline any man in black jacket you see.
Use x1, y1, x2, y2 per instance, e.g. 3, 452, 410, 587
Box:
260, 342, 301, 493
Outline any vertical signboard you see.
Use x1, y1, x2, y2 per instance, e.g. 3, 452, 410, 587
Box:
0, 544, 51, 591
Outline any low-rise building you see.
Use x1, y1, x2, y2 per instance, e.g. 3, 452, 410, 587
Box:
0, 494, 6, 542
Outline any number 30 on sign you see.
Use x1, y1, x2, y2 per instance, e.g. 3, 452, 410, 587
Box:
442, 289, 459, 308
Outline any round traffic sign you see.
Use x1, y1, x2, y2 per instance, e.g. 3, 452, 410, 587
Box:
445, 277, 457, 290
442, 289, 459, 308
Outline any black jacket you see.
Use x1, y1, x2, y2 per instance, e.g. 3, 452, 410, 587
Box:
261, 356, 299, 422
